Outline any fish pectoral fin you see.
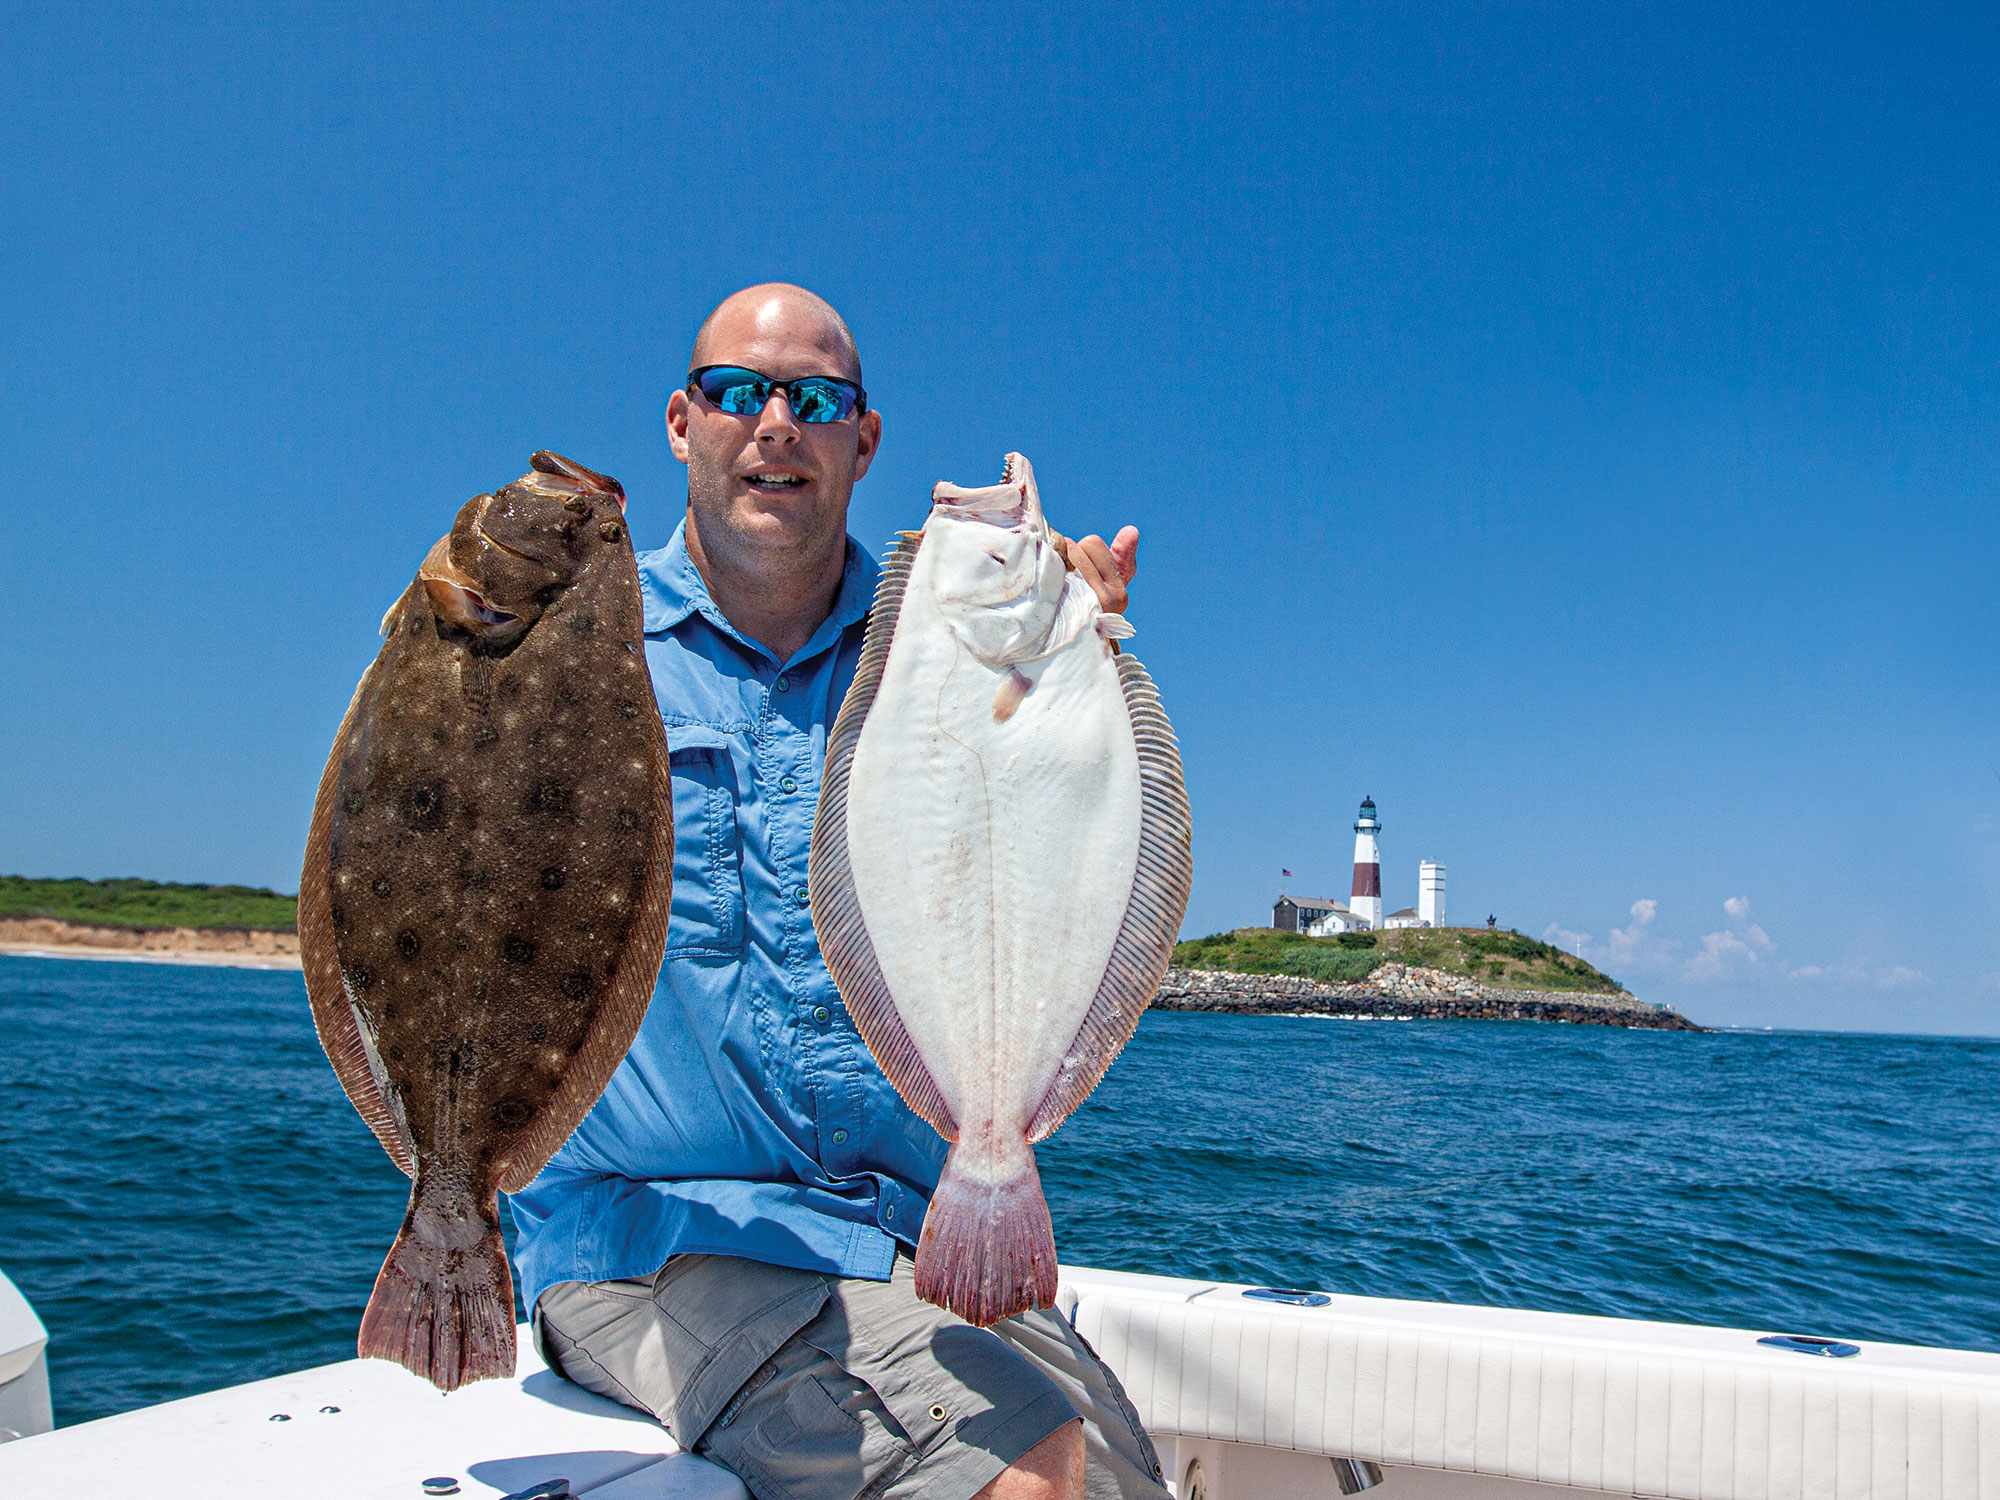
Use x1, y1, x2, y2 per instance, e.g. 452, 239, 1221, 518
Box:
1096, 613, 1136, 640
992, 667, 1034, 722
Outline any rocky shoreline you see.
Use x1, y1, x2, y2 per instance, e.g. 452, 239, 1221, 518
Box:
1153, 962, 1701, 1031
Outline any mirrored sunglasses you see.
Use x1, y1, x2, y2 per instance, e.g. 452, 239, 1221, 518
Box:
687, 365, 867, 424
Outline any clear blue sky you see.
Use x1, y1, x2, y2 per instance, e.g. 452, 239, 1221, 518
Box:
3, 3, 1993, 1032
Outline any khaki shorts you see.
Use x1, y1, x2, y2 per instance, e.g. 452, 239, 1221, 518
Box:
535, 1253, 1168, 1500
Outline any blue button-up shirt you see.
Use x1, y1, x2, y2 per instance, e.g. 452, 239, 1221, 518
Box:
508, 521, 948, 1313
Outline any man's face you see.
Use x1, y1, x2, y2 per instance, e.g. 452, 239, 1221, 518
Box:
666, 300, 881, 566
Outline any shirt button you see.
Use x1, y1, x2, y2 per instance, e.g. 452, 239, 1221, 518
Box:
780, 776, 797, 794
794, 887, 810, 906
832, 1128, 848, 1144
775, 676, 790, 692
884, 1202, 897, 1219
812, 1005, 831, 1024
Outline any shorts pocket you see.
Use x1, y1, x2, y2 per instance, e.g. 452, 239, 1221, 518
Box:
724, 1358, 904, 1500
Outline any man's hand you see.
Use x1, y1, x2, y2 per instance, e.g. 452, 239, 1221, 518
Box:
1053, 526, 1140, 615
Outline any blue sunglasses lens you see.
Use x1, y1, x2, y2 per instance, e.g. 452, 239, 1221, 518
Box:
788, 379, 853, 423
692, 368, 859, 423
697, 368, 772, 415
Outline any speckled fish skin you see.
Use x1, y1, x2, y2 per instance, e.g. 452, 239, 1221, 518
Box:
297, 452, 672, 1392
811, 452, 1192, 1327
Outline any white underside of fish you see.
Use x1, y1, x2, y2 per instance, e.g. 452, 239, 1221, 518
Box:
811, 460, 1193, 1327
844, 550, 1143, 1162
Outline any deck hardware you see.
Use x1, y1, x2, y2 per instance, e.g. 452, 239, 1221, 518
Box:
268, 1413, 290, 1422
1243, 1287, 1331, 1307
1758, 1334, 1860, 1358
497, 1481, 574, 1500
421, 1480, 460, 1496
1181, 1458, 1207, 1500
1331, 1456, 1385, 1493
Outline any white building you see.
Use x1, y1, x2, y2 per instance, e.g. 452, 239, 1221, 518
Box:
1420, 860, 1446, 927
1305, 903, 1370, 936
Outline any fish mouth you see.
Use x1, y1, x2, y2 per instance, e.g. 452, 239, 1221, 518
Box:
932, 452, 1040, 528
418, 535, 527, 638
527, 450, 625, 504
455, 589, 519, 628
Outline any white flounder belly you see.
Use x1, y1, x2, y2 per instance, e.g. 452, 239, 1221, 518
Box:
844, 574, 1143, 1138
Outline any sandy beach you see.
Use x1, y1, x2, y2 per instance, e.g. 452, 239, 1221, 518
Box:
0, 917, 302, 971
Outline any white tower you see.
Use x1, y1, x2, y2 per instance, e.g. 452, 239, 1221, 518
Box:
1350, 796, 1382, 929
1419, 861, 1446, 927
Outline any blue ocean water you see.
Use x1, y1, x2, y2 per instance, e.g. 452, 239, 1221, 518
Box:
4, 954, 1999, 1429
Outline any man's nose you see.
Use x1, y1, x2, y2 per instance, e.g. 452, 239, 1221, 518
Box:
754, 392, 800, 443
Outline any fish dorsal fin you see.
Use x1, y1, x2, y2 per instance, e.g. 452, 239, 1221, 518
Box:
298, 600, 420, 1179
1024, 650, 1193, 1142
808, 532, 960, 1140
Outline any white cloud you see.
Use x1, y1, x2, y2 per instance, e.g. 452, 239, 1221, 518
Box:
1549, 895, 1930, 995
1683, 897, 1774, 983
1542, 899, 1674, 974
1606, 898, 1674, 969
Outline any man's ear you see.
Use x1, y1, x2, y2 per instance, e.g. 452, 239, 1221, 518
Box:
852, 408, 882, 481
665, 388, 692, 463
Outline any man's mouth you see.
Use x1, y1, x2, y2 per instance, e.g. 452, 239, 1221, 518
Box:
745, 472, 808, 492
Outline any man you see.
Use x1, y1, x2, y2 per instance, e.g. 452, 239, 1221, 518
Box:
510, 284, 1162, 1500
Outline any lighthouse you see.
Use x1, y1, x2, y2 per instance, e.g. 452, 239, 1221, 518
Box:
1350, 796, 1383, 929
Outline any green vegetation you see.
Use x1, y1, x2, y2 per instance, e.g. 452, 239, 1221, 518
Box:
0, 875, 299, 932
1172, 925, 1627, 994
1174, 928, 1385, 983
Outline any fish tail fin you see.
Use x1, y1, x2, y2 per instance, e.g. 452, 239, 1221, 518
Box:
358, 1180, 516, 1391
914, 1141, 1057, 1327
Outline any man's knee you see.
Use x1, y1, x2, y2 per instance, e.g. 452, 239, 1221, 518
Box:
976, 1418, 1085, 1500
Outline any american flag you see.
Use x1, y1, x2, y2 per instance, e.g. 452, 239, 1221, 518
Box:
1281, 869, 1294, 877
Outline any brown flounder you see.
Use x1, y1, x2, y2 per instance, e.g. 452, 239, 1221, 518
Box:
298, 452, 672, 1391
810, 452, 1192, 1326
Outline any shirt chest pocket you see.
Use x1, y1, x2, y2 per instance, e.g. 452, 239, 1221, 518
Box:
665, 725, 746, 957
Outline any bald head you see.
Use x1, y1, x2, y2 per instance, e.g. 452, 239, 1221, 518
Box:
689, 283, 862, 384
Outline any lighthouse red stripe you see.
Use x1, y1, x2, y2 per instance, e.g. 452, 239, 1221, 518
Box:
1352, 866, 1381, 898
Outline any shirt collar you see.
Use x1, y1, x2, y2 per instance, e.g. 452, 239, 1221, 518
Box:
637, 518, 880, 666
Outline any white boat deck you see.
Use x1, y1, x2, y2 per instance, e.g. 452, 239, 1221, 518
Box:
5, 1265, 1999, 1499
0, 1324, 740, 1500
